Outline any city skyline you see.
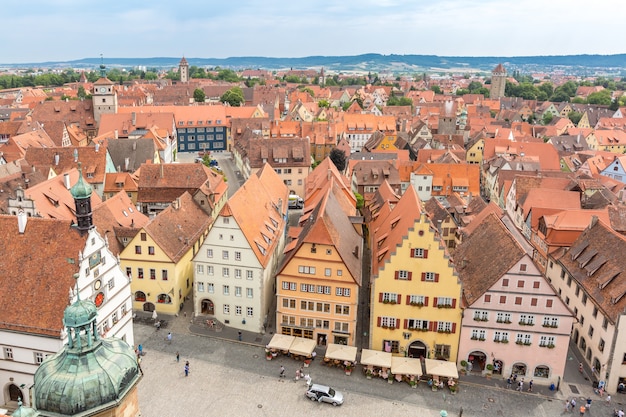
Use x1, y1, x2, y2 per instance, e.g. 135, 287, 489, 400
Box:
1, 0, 625, 64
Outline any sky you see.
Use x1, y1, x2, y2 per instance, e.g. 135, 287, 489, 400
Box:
1, 0, 624, 64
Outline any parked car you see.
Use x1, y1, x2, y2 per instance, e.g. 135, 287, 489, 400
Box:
305, 384, 344, 406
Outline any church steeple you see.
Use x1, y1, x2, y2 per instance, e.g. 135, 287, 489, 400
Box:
70, 162, 93, 235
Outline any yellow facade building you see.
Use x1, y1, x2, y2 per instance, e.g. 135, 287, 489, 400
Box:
121, 192, 212, 315
370, 186, 462, 361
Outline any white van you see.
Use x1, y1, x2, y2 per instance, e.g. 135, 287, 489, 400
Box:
288, 194, 304, 209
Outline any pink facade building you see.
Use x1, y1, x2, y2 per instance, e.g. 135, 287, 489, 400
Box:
455, 213, 574, 385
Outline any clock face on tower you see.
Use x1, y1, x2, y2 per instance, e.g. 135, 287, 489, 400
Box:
99, 87, 107, 93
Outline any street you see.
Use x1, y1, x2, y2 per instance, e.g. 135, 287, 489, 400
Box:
134, 321, 570, 417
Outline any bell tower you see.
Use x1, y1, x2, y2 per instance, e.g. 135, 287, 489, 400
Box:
71, 162, 94, 236
179, 56, 189, 83
92, 55, 118, 124
490, 63, 507, 100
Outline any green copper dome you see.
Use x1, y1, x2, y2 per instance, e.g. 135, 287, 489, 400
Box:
63, 299, 97, 327
34, 338, 140, 415
33, 277, 140, 416
70, 163, 92, 200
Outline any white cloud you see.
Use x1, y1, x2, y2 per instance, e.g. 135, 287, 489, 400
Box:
0, 0, 623, 63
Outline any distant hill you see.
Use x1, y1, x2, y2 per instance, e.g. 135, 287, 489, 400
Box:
4, 54, 626, 74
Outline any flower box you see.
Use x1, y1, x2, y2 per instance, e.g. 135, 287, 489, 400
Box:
410, 302, 425, 307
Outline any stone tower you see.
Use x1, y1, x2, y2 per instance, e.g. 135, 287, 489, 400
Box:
70, 162, 93, 236
438, 99, 457, 136
92, 60, 118, 124
179, 56, 189, 83
490, 63, 507, 99
33, 275, 141, 417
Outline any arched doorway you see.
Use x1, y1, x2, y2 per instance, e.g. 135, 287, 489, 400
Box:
201, 299, 214, 315
512, 362, 527, 377
468, 351, 487, 372
7, 383, 23, 402
143, 302, 155, 312
573, 329, 579, 344
408, 341, 427, 359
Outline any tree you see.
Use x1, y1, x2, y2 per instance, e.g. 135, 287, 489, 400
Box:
329, 148, 347, 172
587, 90, 612, 106
568, 111, 583, 125
318, 99, 330, 108
77, 86, 87, 99
542, 112, 554, 125
193, 88, 206, 103
216, 69, 239, 82
354, 192, 364, 211
430, 86, 442, 94
468, 81, 483, 92
220, 87, 244, 106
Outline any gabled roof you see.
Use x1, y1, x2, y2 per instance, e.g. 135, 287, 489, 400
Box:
371, 186, 423, 273
0, 215, 86, 337
92, 191, 149, 255
281, 189, 362, 285
455, 213, 525, 305
24, 146, 109, 184
144, 192, 212, 263
137, 163, 226, 203
555, 218, 626, 322
24, 168, 103, 221
106, 138, 156, 172
220, 163, 288, 267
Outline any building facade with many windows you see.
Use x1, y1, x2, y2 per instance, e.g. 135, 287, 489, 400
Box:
276, 191, 362, 346
545, 218, 626, 394
193, 164, 289, 332
369, 187, 462, 360
456, 213, 574, 385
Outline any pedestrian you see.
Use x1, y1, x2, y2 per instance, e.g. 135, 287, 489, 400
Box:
176, 351, 180, 363
184, 362, 189, 377
528, 379, 533, 392
238, 331, 242, 342
517, 379, 524, 391
565, 399, 571, 413
586, 398, 592, 410
506, 377, 512, 389
579, 362, 583, 373
279, 365, 285, 378
166, 332, 172, 343
571, 398, 577, 412
606, 394, 611, 406
295, 369, 301, 381
579, 405, 585, 416
512, 373, 517, 383
137, 356, 143, 375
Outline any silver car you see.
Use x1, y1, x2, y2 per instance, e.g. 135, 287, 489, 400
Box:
305, 384, 344, 406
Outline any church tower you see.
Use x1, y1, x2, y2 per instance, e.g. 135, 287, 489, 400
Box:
33, 275, 141, 417
92, 59, 118, 124
70, 162, 93, 236
179, 56, 189, 83
490, 63, 507, 99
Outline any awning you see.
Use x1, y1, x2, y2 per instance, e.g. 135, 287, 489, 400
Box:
266, 334, 294, 351
391, 356, 423, 377
425, 359, 459, 379
360, 349, 392, 368
324, 344, 357, 362
289, 337, 316, 357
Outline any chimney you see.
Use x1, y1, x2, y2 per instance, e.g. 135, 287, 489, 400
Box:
54, 153, 60, 166
125, 157, 130, 171
17, 210, 28, 234
95, 143, 100, 152
132, 112, 136, 126
115, 129, 119, 139
173, 197, 180, 210
63, 173, 71, 189
160, 164, 164, 178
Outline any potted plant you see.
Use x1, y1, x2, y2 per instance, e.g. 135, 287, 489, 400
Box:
460, 360, 468, 373
265, 349, 272, 361
409, 379, 417, 388
345, 364, 353, 375
366, 369, 373, 380
388, 373, 394, 384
